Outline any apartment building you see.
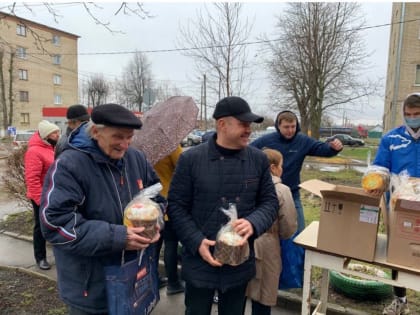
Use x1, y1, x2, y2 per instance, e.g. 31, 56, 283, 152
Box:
0, 12, 79, 133
383, 3, 420, 132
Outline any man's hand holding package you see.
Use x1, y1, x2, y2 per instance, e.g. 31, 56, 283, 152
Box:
232, 218, 253, 243
125, 225, 160, 250
199, 239, 223, 267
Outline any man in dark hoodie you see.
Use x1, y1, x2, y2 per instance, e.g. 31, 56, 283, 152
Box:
251, 110, 342, 233
55, 104, 90, 158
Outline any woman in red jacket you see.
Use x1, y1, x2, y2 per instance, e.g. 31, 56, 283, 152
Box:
24, 120, 60, 270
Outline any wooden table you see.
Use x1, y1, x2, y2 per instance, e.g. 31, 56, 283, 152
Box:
294, 221, 420, 315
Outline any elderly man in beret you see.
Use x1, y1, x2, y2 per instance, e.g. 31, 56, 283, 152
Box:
40, 104, 164, 315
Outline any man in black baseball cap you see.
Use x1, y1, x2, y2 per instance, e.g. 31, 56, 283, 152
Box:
167, 96, 277, 315
213, 96, 263, 123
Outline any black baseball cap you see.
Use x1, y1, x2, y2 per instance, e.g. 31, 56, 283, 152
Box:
213, 96, 264, 123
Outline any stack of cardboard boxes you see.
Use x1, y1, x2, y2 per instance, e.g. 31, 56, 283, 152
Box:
300, 179, 420, 269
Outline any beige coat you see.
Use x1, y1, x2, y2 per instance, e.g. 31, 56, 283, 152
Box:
246, 175, 297, 306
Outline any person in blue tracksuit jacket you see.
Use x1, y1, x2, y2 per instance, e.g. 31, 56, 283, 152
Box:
364, 93, 420, 315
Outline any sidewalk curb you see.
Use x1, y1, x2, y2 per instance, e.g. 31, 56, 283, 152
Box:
0, 264, 57, 282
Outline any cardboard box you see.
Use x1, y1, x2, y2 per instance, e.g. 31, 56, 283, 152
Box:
300, 179, 382, 261
387, 198, 420, 269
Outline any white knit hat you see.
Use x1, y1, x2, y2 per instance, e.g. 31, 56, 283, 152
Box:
38, 120, 60, 139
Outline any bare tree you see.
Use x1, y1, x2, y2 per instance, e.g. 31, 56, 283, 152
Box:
117, 51, 153, 112
0, 3, 151, 133
268, 3, 378, 138
154, 81, 183, 103
87, 74, 109, 107
0, 47, 15, 132
177, 3, 253, 99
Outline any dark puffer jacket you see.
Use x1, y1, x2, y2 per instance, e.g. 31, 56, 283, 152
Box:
167, 135, 278, 292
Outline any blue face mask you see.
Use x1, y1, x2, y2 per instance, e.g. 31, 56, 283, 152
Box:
405, 117, 420, 129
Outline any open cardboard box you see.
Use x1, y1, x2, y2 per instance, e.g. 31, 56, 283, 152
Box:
300, 179, 382, 261
387, 198, 420, 269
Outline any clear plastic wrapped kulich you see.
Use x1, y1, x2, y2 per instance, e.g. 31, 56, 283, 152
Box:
213, 203, 249, 266
362, 165, 390, 191
123, 183, 164, 239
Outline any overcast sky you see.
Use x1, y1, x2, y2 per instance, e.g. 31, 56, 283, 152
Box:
6, 2, 393, 126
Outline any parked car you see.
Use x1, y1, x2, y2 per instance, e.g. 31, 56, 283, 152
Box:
181, 131, 202, 147
201, 130, 215, 143
326, 134, 365, 147
12, 131, 35, 149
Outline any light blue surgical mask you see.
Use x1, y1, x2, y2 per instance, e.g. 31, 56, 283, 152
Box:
405, 117, 420, 129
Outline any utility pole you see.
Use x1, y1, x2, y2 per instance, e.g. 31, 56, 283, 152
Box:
200, 81, 203, 129
204, 73, 207, 130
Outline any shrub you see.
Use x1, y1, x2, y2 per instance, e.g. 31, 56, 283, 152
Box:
2, 146, 30, 208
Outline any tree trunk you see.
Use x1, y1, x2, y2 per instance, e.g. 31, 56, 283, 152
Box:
0, 51, 8, 132
8, 52, 14, 127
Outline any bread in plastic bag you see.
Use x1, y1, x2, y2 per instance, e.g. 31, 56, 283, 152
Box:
390, 171, 420, 211
123, 183, 164, 239
362, 165, 390, 191
213, 203, 249, 266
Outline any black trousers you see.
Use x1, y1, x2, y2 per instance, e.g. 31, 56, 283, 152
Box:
31, 200, 46, 262
184, 282, 247, 315
251, 300, 271, 315
391, 269, 407, 297
162, 220, 181, 284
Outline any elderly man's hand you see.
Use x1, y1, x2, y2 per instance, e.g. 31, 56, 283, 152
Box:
125, 226, 160, 251
329, 138, 343, 151
198, 238, 223, 267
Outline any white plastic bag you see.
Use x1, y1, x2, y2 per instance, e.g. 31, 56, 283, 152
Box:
123, 183, 164, 239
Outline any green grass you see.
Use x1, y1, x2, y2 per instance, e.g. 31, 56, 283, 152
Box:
338, 146, 377, 161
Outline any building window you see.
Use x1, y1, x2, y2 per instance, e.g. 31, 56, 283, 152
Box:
52, 34, 61, 46
16, 47, 27, 59
19, 91, 29, 102
18, 69, 28, 80
16, 24, 26, 36
53, 74, 62, 85
54, 94, 62, 105
20, 113, 30, 124
416, 65, 420, 85
53, 54, 61, 65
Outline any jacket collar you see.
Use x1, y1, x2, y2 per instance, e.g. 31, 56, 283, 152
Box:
207, 133, 248, 160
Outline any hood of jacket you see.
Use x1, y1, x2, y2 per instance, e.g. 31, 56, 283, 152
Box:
401, 97, 420, 140
274, 110, 301, 142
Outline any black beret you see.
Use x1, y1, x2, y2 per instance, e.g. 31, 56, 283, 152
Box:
91, 104, 142, 129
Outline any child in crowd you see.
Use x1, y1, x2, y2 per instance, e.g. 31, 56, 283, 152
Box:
246, 148, 297, 315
